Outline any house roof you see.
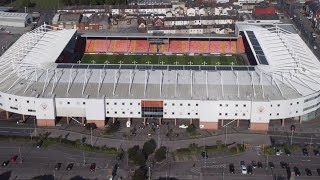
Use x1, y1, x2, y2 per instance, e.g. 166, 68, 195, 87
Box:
255, 7, 276, 15
165, 15, 237, 21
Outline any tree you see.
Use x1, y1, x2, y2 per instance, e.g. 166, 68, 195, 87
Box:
128, 145, 140, 160
132, 151, 146, 166
143, 139, 157, 156
186, 124, 196, 134
155, 146, 167, 162
133, 168, 146, 180
20, 0, 36, 8
85, 123, 97, 130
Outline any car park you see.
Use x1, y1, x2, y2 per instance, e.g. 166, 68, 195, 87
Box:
247, 165, 253, 174
294, 167, 300, 176
251, 161, 257, 169
90, 163, 96, 172
305, 168, 312, 176
241, 166, 247, 174
10, 155, 18, 163
257, 162, 263, 168
229, 163, 235, 174
2, 160, 9, 167
313, 149, 319, 156
268, 162, 275, 169
66, 163, 73, 171
284, 148, 291, 156
54, 163, 61, 171
302, 148, 309, 156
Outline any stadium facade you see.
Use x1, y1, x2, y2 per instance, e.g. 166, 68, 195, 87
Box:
0, 23, 320, 131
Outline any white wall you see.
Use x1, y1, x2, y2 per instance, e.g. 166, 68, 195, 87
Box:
105, 99, 141, 118
86, 99, 105, 120
163, 100, 200, 119
35, 98, 56, 120
55, 98, 86, 117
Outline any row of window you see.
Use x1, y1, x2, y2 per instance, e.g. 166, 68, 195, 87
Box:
220, 104, 247, 107
106, 111, 199, 116
107, 102, 137, 106
167, 103, 199, 107
219, 113, 246, 116
106, 102, 200, 107
8, 98, 35, 104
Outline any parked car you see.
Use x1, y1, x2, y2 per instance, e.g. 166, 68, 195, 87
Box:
201, 151, 208, 159
251, 161, 257, 169
257, 162, 263, 168
280, 162, 288, 169
178, 124, 188, 129
241, 166, 247, 174
112, 164, 119, 176
16, 120, 25, 124
229, 163, 235, 174
276, 149, 281, 156
268, 162, 275, 169
302, 148, 309, 156
90, 163, 96, 172
294, 167, 300, 176
66, 163, 74, 171
284, 148, 291, 156
313, 149, 319, 156
240, 161, 245, 167
247, 165, 253, 174
36, 140, 43, 148
54, 163, 61, 171
305, 168, 312, 176
316, 168, 320, 176
116, 152, 124, 161
2, 160, 9, 167
10, 155, 18, 163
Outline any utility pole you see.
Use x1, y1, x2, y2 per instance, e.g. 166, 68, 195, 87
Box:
83, 152, 86, 166
309, 136, 313, 149
34, 119, 37, 137
90, 127, 93, 147
148, 166, 151, 180
290, 129, 294, 145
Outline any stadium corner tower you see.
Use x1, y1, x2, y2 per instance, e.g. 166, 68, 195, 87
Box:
1, 23, 320, 131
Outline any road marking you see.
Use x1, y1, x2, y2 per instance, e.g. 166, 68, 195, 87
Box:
0, 130, 9, 133
12, 131, 21, 134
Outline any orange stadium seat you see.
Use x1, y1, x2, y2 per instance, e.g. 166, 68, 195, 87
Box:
189, 41, 201, 54
169, 40, 182, 53
237, 35, 246, 53
181, 40, 189, 54
159, 43, 169, 53
209, 41, 221, 54
95, 40, 110, 53
109, 40, 130, 53
149, 44, 158, 53
130, 40, 149, 53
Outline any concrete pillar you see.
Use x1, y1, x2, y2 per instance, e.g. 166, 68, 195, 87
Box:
66, 117, 70, 124
6, 111, 9, 119
298, 116, 302, 124
174, 118, 177, 126
281, 119, 285, 127
81, 117, 85, 124
190, 118, 193, 125
22, 115, 25, 121
221, 119, 224, 127
143, 118, 146, 125
237, 119, 240, 127
159, 118, 162, 125
113, 117, 115, 123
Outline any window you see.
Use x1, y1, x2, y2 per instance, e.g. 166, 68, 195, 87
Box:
188, 104, 190, 106
172, 112, 175, 115
235, 113, 238, 116
15, 99, 17, 102
277, 104, 280, 107
164, 112, 167, 115
219, 113, 222, 116
122, 103, 125, 105
130, 112, 133, 114
277, 113, 279, 116
114, 102, 117, 105
107, 111, 109, 114
106, 102, 109, 105
188, 113, 190, 115
220, 104, 222, 107
138, 112, 141, 114
164, 103, 167, 106
195, 113, 198, 115
28, 109, 36, 112
138, 103, 140, 105
130, 103, 132, 105
67, 102, 70, 104
296, 111, 298, 113
243, 113, 245, 116
196, 104, 198, 106
180, 103, 183, 106
225, 113, 228, 116
10, 106, 18, 110
243, 104, 246, 107
122, 112, 125, 114
27, 100, 29, 103
172, 103, 175, 106
83, 102, 85, 105
235, 104, 238, 107
271, 104, 273, 107
270, 113, 272, 116
115, 111, 117, 114
297, 102, 299, 104
290, 103, 293, 106
9, 98, 11, 100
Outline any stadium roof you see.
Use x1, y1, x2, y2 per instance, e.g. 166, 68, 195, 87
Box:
0, 24, 319, 101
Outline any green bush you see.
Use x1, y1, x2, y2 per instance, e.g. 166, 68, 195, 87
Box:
128, 145, 140, 160
104, 121, 120, 134
155, 146, 167, 162
186, 124, 196, 134
85, 123, 97, 130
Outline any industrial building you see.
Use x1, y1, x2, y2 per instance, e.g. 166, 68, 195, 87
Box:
0, 12, 32, 27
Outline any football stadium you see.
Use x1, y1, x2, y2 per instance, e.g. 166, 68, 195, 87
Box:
0, 22, 319, 131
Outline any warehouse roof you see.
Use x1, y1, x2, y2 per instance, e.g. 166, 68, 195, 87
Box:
0, 12, 29, 19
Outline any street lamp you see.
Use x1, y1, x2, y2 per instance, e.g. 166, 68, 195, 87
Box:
90, 127, 93, 147
290, 124, 295, 145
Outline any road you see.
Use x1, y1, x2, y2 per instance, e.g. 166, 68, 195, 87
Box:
0, 143, 124, 179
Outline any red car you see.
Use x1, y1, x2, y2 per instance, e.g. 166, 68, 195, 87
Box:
10, 155, 18, 163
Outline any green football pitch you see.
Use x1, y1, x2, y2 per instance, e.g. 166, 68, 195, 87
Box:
81, 54, 245, 65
